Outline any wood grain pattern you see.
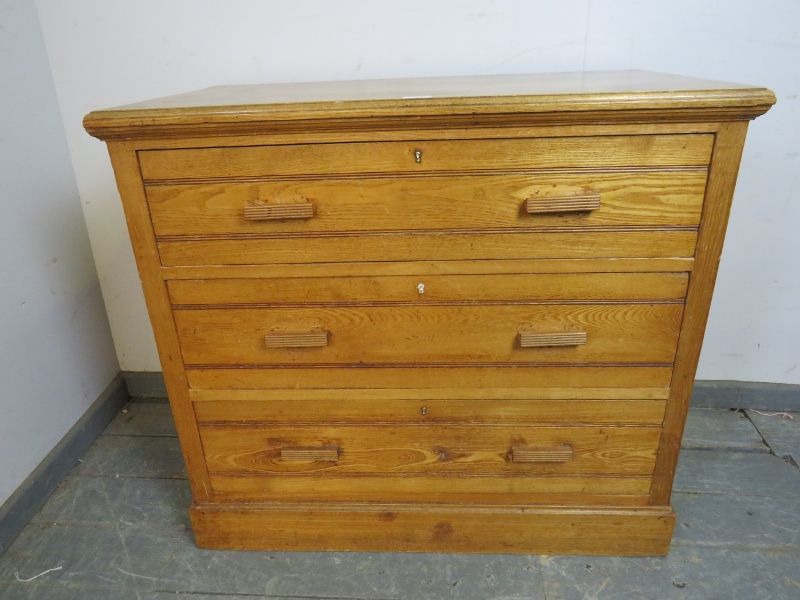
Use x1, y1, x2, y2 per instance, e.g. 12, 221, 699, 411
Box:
158, 230, 698, 267
198, 424, 660, 477
190, 386, 671, 401
87, 71, 773, 555
525, 190, 601, 214
264, 331, 329, 348
511, 445, 574, 463
163, 258, 696, 280
281, 446, 340, 462
146, 172, 707, 236
125, 122, 722, 150
650, 122, 751, 505
105, 143, 213, 501
84, 69, 774, 143
139, 135, 713, 182
243, 201, 314, 221
207, 474, 653, 501
175, 304, 683, 366
189, 502, 675, 554
519, 331, 587, 348
207, 475, 656, 506
185, 365, 674, 391
192, 398, 668, 425
168, 273, 689, 306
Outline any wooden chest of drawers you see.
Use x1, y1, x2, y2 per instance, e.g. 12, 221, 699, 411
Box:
85, 71, 774, 555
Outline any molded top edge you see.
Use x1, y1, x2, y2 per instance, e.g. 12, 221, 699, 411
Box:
84, 70, 776, 140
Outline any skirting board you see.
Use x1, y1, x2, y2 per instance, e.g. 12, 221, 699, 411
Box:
122, 371, 800, 411
0, 374, 129, 557
190, 502, 676, 555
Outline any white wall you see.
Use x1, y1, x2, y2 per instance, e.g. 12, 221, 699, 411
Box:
0, 0, 119, 507
35, 0, 800, 383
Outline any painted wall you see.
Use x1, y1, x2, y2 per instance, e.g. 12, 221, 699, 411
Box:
35, 0, 800, 382
0, 0, 119, 507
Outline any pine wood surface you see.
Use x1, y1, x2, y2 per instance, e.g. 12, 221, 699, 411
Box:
511, 445, 574, 463
174, 303, 683, 366
242, 201, 315, 221
147, 172, 706, 237
158, 230, 698, 267
280, 446, 340, 462
189, 387, 671, 401
263, 331, 329, 348
206, 474, 654, 501
192, 397, 668, 425
185, 365, 675, 391
168, 272, 689, 306
163, 257, 696, 280
139, 135, 712, 182
123, 121, 723, 151
189, 502, 675, 554
198, 423, 659, 477
650, 122, 752, 504
524, 190, 601, 214
105, 142, 213, 501
84, 69, 774, 142
86, 71, 773, 554
518, 331, 588, 348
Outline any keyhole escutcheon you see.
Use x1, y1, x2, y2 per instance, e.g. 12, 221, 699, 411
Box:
417, 283, 425, 294
414, 150, 422, 164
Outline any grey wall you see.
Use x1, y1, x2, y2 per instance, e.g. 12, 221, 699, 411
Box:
0, 0, 119, 507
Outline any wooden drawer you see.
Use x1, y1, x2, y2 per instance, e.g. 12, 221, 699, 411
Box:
174, 303, 683, 366
168, 272, 688, 306
199, 423, 660, 500
193, 395, 668, 426
185, 365, 674, 391
200, 424, 660, 476
146, 171, 707, 237
158, 230, 697, 266
138, 134, 713, 182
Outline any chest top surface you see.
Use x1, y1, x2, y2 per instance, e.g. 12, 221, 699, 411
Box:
84, 70, 775, 140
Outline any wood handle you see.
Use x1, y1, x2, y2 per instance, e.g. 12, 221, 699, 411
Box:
511, 445, 573, 463
244, 202, 315, 221
281, 446, 340, 462
264, 331, 329, 348
519, 331, 587, 348
525, 190, 600, 214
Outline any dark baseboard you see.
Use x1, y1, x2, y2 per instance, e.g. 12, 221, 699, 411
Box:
0, 373, 129, 557
690, 380, 800, 411
121, 371, 800, 411
122, 370, 168, 398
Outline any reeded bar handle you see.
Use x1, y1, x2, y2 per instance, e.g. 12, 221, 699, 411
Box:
524, 190, 601, 214
264, 331, 329, 348
519, 331, 587, 348
511, 445, 573, 463
244, 202, 315, 221
281, 446, 340, 462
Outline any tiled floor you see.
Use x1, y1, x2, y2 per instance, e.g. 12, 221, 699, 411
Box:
1, 401, 799, 599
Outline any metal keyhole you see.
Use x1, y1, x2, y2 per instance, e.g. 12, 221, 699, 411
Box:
421, 406, 427, 416
417, 283, 425, 294
414, 150, 422, 164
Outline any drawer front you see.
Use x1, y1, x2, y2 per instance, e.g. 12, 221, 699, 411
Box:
193, 397, 668, 426
186, 365, 674, 391
139, 134, 713, 182
174, 303, 683, 366
168, 272, 688, 306
146, 171, 707, 237
158, 230, 697, 266
206, 472, 653, 502
198, 424, 661, 478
